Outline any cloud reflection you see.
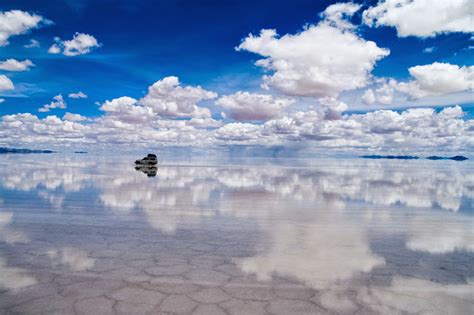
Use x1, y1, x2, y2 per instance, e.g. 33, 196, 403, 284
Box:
0, 156, 472, 306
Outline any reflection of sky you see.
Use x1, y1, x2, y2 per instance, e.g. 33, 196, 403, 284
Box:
0, 155, 472, 313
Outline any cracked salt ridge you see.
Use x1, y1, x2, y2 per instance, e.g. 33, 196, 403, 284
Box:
0, 155, 473, 314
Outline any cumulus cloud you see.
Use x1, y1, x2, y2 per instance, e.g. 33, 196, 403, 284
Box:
216, 92, 294, 121
0, 68, 472, 152
48, 32, 101, 56
263, 105, 472, 150
362, 80, 395, 105
321, 2, 361, 30
362, 89, 376, 105
214, 122, 263, 142
47, 43, 61, 54
100, 96, 154, 123
2, 103, 471, 152
68, 91, 87, 99
63, 112, 87, 122
0, 59, 34, 71
375, 82, 394, 104
139, 76, 217, 118
39, 95, 67, 112
363, 0, 473, 37
24, 38, 39, 48
0, 75, 14, 91
237, 3, 389, 100
395, 62, 474, 99
319, 96, 349, 119
0, 10, 48, 46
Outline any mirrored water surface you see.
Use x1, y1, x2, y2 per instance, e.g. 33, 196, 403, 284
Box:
0, 154, 473, 314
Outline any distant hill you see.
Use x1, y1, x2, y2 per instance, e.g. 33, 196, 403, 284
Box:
426, 155, 468, 161
361, 155, 419, 160
362, 155, 468, 161
0, 147, 55, 154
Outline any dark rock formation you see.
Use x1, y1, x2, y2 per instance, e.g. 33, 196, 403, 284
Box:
0, 147, 55, 154
361, 155, 419, 160
426, 155, 468, 161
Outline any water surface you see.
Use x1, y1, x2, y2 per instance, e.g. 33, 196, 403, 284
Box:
0, 155, 473, 314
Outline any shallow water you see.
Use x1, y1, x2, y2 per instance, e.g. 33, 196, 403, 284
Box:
0, 154, 473, 314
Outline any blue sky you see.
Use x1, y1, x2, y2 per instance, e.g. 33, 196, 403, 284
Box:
0, 0, 472, 152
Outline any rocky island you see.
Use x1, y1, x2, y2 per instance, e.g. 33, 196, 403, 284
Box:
0, 147, 55, 154
362, 155, 468, 161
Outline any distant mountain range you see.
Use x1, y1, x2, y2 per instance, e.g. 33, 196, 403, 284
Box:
0, 147, 55, 154
362, 155, 468, 161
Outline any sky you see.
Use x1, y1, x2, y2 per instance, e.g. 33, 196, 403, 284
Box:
0, 0, 473, 154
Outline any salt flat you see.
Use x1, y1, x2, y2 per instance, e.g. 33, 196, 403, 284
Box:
0, 155, 472, 314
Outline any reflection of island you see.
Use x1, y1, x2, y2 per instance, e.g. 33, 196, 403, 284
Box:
0, 147, 54, 154
135, 165, 158, 177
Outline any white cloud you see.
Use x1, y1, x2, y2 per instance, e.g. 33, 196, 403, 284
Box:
375, 82, 394, 104
139, 76, 217, 118
2, 104, 471, 152
48, 32, 101, 56
63, 112, 87, 122
363, 0, 473, 37
0, 75, 14, 91
47, 43, 61, 54
423, 46, 436, 53
0, 68, 471, 153
187, 117, 223, 129
362, 89, 376, 105
0, 10, 48, 46
214, 122, 263, 142
100, 96, 154, 123
262, 105, 472, 150
319, 96, 349, 119
24, 38, 39, 48
216, 92, 294, 121
395, 62, 474, 99
237, 4, 389, 99
0, 59, 34, 71
38, 94, 67, 112
321, 2, 361, 30
0, 99, 4, 103
68, 91, 87, 99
